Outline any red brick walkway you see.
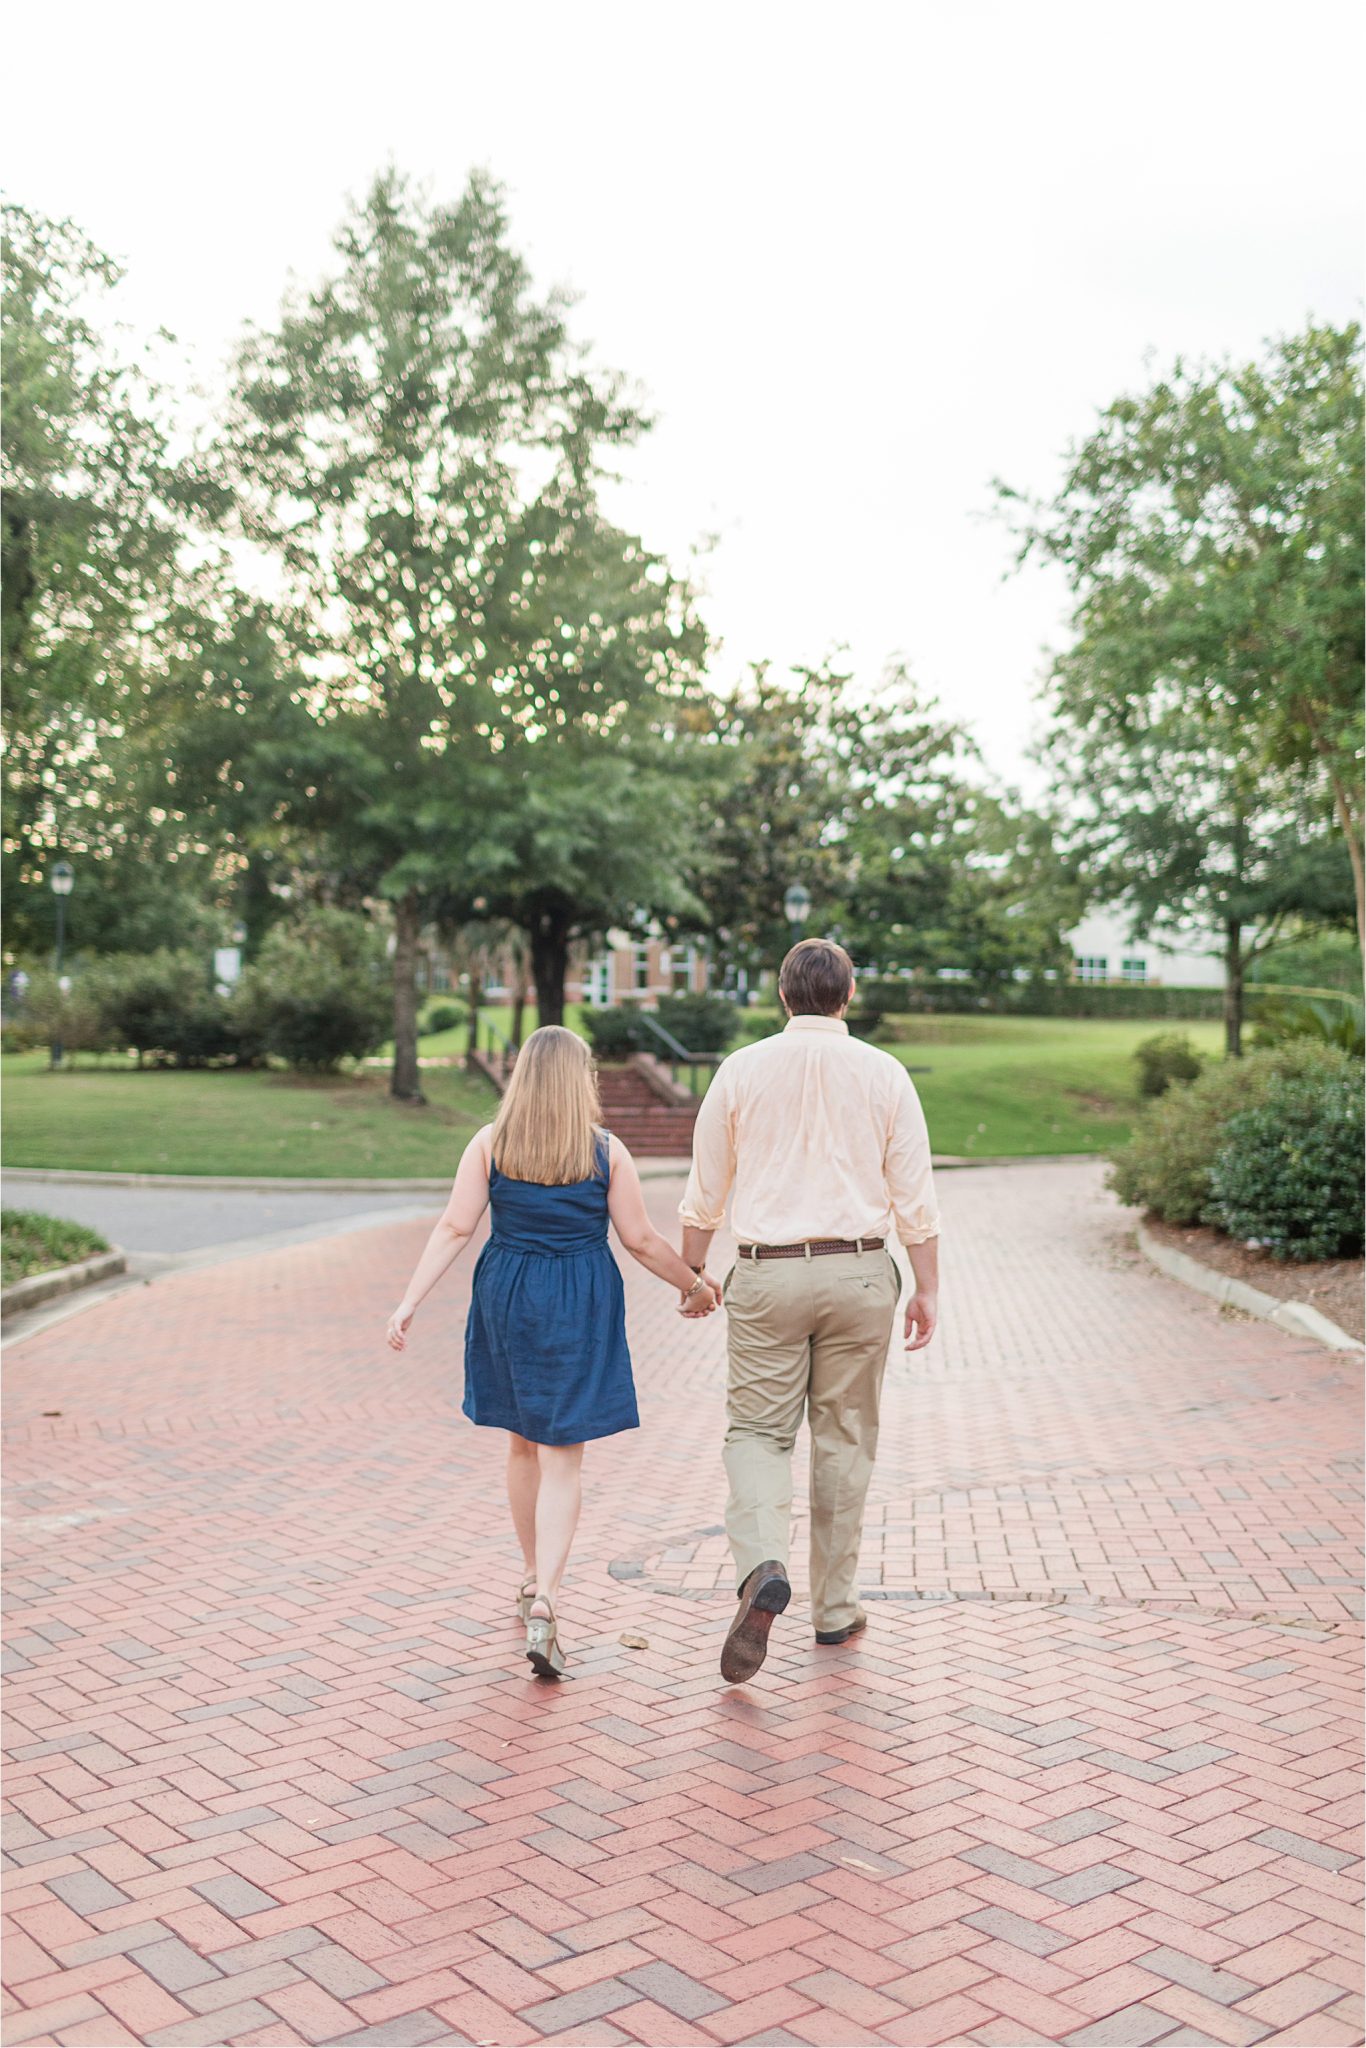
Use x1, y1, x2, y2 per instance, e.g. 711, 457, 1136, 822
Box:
4, 1164, 1361, 2048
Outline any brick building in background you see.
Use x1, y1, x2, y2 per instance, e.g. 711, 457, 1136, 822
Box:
416, 928, 712, 1011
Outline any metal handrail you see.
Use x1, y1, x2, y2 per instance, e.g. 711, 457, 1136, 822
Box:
481, 1018, 517, 1085
635, 1011, 721, 1096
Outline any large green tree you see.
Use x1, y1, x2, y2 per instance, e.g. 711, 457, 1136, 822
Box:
837, 792, 1081, 992
1044, 697, 1353, 1052
219, 167, 648, 1096
1, 202, 199, 955
686, 661, 973, 979
1004, 323, 1364, 994
465, 504, 710, 1024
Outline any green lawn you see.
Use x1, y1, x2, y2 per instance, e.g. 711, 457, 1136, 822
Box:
1, 1016, 1222, 1176
1, 1056, 498, 1180
879, 1014, 1226, 1156
2, 1208, 110, 1286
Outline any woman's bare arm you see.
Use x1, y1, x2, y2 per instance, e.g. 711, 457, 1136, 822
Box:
386, 1127, 493, 1349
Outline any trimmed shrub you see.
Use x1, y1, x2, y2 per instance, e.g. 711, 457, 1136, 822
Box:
236, 908, 391, 1071
422, 1000, 466, 1036
1107, 1039, 1359, 1226
654, 992, 741, 1053
582, 1004, 649, 1060
93, 952, 232, 1067
1134, 1031, 1205, 1097
1204, 1072, 1364, 1261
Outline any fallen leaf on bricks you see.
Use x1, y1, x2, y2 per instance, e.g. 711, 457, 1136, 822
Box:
619, 1632, 650, 1650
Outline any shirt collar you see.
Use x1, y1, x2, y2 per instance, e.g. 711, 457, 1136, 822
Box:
783, 1015, 849, 1035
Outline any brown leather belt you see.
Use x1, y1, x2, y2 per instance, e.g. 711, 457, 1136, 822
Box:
737, 1237, 886, 1261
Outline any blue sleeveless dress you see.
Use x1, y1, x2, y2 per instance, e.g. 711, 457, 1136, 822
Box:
462, 1133, 639, 1446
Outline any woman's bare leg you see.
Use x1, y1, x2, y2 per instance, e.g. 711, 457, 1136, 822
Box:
506, 1433, 539, 1579
532, 1443, 585, 1609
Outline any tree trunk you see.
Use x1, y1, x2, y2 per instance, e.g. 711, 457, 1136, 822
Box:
1326, 767, 1365, 964
1300, 701, 1364, 969
1223, 919, 1244, 1058
466, 966, 482, 1061
510, 966, 529, 1049
390, 892, 425, 1103
530, 916, 570, 1029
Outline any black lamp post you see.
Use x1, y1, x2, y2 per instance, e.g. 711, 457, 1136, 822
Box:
782, 882, 811, 946
49, 859, 74, 1068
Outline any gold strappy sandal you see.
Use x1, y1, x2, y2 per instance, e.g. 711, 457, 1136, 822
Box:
525, 1598, 567, 1681
515, 1575, 536, 1624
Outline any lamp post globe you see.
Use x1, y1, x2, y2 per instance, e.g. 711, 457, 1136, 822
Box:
782, 882, 811, 933
49, 859, 75, 1069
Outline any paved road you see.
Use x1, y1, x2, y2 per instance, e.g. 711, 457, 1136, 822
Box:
2, 1176, 440, 1255
3, 1162, 1361, 2047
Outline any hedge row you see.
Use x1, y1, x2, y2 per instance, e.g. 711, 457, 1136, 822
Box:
859, 978, 1229, 1020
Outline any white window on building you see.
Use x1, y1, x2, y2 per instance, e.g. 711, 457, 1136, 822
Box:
672, 945, 696, 993
633, 944, 650, 993
432, 961, 451, 992
1074, 955, 1109, 984
1121, 956, 1147, 984
587, 957, 611, 1008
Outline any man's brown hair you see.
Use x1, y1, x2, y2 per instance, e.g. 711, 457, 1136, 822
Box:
779, 937, 856, 1017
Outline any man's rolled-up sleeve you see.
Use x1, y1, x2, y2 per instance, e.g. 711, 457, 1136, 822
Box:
886, 1068, 939, 1244
678, 1068, 735, 1232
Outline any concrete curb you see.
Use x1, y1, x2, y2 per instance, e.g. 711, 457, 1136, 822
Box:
1, 1248, 127, 1322
3, 1166, 458, 1193
1136, 1224, 1363, 1353
2, 1153, 1099, 1195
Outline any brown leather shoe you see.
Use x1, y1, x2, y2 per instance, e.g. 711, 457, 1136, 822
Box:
815, 1611, 868, 1646
720, 1561, 791, 1684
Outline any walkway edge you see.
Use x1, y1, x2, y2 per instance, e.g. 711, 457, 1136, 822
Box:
1, 1248, 127, 1322
3, 1153, 1098, 1194
1136, 1222, 1363, 1353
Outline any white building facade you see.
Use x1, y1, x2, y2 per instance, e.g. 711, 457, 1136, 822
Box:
1065, 909, 1224, 988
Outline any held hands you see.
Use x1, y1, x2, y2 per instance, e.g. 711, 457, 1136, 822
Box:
903, 1291, 937, 1352
386, 1303, 415, 1351
678, 1271, 722, 1318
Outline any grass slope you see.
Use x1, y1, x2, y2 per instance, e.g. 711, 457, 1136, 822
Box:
1, 1016, 1223, 1176
2, 1058, 497, 1180
881, 1015, 1225, 1157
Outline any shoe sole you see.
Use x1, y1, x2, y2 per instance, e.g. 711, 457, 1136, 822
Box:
527, 1645, 566, 1681
720, 1571, 791, 1684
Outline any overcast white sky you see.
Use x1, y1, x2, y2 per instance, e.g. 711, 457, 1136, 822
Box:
6, 1, 1363, 796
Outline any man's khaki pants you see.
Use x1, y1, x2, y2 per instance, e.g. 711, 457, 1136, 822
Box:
722, 1247, 901, 1635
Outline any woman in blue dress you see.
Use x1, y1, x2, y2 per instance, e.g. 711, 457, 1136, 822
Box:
386, 1026, 719, 1678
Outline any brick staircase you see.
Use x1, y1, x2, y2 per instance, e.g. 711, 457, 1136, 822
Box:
596, 1059, 700, 1158
469, 1046, 702, 1158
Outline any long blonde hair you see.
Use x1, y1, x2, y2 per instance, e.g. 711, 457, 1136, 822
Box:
491, 1026, 604, 1185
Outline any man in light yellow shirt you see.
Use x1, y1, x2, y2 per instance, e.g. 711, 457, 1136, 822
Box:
679, 937, 940, 1683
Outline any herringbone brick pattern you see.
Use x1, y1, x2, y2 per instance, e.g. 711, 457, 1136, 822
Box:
3, 1163, 1361, 2046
